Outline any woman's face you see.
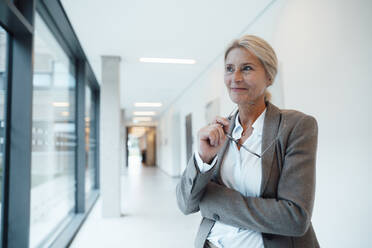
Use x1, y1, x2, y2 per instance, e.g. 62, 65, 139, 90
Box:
224, 47, 270, 105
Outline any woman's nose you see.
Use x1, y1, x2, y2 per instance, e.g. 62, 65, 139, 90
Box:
233, 70, 243, 82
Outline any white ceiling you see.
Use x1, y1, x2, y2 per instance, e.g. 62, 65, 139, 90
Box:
61, 0, 271, 122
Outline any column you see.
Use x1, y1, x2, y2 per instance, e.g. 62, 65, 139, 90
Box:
100, 56, 121, 217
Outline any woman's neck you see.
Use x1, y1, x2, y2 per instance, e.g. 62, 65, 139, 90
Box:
238, 99, 266, 129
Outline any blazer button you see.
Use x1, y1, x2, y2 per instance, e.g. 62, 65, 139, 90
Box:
213, 214, 220, 221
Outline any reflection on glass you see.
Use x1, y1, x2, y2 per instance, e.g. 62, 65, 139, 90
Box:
0, 26, 8, 226
30, 14, 76, 247
85, 86, 96, 198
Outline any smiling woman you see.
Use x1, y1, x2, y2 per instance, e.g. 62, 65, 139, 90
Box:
176, 35, 319, 248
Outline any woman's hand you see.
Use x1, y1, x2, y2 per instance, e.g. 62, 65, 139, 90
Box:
197, 116, 230, 163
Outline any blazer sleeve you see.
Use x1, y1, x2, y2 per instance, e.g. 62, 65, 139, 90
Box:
199, 115, 318, 237
176, 154, 217, 215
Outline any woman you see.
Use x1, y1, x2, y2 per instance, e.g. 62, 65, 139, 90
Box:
176, 35, 319, 248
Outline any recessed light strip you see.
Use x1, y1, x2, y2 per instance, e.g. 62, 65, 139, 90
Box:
53, 102, 69, 107
139, 58, 196, 64
133, 117, 152, 122
133, 111, 156, 116
134, 102, 162, 107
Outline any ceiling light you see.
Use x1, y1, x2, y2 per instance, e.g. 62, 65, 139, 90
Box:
134, 102, 162, 107
61, 111, 69, 116
133, 111, 156, 116
53, 102, 69, 107
133, 117, 152, 122
139, 57, 196, 64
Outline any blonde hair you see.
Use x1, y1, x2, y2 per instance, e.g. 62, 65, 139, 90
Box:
224, 35, 278, 101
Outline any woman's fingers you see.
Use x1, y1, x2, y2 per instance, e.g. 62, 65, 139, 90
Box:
209, 128, 217, 146
214, 116, 229, 126
200, 116, 230, 147
217, 126, 226, 142
213, 116, 230, 133
208, 124, 226, 147
216, 125, 225, 145
210, 125, 220, 147
197, 119, 229, 163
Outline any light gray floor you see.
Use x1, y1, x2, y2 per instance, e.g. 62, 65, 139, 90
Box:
70, 162, 201, 248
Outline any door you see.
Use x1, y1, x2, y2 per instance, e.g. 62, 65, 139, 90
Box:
185, 113, 193, 164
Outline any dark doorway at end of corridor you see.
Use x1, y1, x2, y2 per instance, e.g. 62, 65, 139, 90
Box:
126, 126, 156, 167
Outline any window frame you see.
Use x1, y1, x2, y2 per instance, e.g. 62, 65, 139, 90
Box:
84, 81, 100, 198
0, 0, 100, 247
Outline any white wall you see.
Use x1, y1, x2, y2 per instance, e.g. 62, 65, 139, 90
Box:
157, 107, 182, 176
158, 0, 372, 247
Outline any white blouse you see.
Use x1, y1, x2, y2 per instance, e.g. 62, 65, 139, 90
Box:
195, 108, 266, 248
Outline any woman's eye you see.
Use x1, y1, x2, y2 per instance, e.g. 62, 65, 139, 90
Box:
242, 65, 253, 71
226, 65, 234, 73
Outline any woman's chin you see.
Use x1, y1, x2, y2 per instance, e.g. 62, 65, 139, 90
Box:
229, 94, 248, 104
229, 92, 265, 105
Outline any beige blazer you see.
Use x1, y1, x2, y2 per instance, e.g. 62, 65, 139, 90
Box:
176, 102, 320, 248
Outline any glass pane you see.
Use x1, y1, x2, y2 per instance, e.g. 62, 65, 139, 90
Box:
30, 14, 76, 247
85, 86, 96, 198
0, 26, 8, 227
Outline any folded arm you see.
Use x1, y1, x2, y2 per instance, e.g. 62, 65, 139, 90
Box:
199, 115, 318, 237
176, 153, 218, 215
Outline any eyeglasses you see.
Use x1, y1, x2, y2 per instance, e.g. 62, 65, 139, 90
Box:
225, 105, 286, 158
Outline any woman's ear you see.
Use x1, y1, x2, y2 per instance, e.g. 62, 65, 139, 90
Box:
267, 78, 272, 86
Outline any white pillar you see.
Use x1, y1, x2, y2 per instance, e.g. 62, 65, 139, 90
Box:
100, 56, 121, 217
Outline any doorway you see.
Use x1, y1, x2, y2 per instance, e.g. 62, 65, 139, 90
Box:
185, 113, 193, 164
126, 126, 156, 168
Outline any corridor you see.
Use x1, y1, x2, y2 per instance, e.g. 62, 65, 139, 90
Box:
70, 160, 200, 248
1, 0, 371, 247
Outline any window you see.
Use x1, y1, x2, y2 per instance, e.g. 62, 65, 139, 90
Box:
30, 14, 76, 247
0, 2, 100, 246
85, 86, 96, 198
0, 25, 7, 227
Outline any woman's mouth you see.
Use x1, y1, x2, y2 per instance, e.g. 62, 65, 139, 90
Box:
230, 87, 247, 92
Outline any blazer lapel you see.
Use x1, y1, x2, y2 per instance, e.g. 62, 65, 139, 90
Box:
260, 102, 281, 195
